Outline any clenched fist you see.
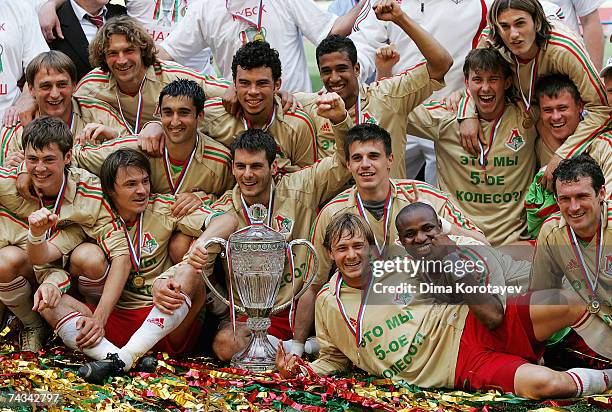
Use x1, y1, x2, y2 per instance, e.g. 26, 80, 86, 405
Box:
28, 208, 59, 238
315, 92, 347, 125
375, 44, 400, 77
373, 0, 403, 22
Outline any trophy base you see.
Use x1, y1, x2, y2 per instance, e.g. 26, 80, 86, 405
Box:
231, 317, 277, 372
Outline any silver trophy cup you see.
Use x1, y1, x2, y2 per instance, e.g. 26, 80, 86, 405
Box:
202, 205, 317, 371
159, 0, 175, 26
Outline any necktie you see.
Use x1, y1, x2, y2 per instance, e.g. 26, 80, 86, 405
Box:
86, 14, 104, 29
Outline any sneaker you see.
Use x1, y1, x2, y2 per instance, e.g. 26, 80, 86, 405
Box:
133, 355, 158, 373
19, 324, 49, 352
78, 353, 126, 385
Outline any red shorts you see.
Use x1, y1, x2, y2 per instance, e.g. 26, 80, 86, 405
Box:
454, 293, 545, 393
237, 308, 292, 340
85, 304, 202, 356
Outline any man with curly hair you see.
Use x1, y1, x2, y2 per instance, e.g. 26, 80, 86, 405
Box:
74, 16, 230, 136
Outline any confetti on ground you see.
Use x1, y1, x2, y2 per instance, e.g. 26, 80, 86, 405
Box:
0, 329, 610, 411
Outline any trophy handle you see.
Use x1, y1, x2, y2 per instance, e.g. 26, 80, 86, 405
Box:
271, 239, 318, 315
199, 237, 246, 315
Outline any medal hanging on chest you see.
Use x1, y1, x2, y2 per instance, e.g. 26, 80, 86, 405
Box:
522, 114, 534, 129
116, 75, 147, 135
240, 183, 274, 226
40, 173, 68, 239
335, 275, 374, 353
515, 51, 539, 115
228, 0, 267, 44
567, 223, 603, 314
163, 135, 199, 194
241, 26, 267, 43
478, 110, 504, 178
355, 184, 393, 259
122, 214, 146, 288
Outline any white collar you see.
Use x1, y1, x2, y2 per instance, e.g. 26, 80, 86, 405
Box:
70, 0, 106, 22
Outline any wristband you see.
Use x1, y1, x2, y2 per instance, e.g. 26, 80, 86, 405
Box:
27, 230, 46, 244
440, 217, 452, 235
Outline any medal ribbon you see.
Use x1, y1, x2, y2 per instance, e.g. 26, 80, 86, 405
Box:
354, 90, 362, 125
116, 75, 146, 134
41, 172, 68, 238
478, 109, 504, 171
515, 51, 539, 112
227, 0, 264, 31
240, 183, 274, 226
355, 184, 393, 258
163, 135, 199, 194
242, 107, 275, 132
68, 111, 76, 134
121, 213, 143, 272
567, 222, 603, 298
334, 274, 373, 348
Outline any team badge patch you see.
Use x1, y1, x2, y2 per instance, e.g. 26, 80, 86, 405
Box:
142, 232, 159, 255
393, 292, 413, 305
505, 129, 525, 152
320, 122, 331, 133
274, 214, 294, 235
362, 113, 379, 125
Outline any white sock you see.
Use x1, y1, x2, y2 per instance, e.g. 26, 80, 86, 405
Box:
305, 336, 320, 355
289, 339, 305, 356
78, 267, 109, 303
55, 311, 130, 365
565, 368, 611, 396
267, 335, 292, 353
571, 310, 612, 359
0, 277, 42, 328
119, 293, 191, 371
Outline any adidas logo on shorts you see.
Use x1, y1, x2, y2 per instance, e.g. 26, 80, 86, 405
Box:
147, 318, 165, 329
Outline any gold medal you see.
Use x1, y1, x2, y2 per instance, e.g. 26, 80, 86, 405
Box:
253, 29, 265, 42
588, 298, 601, 314
133, 275, 145, 289
522, 117, 534, 129
242, 26, 266, 43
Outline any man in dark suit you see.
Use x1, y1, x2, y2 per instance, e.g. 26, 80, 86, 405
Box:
50, 0, 125, 81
